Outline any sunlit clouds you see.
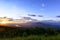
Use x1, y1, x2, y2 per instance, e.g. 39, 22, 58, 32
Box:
0, 17, 37, 26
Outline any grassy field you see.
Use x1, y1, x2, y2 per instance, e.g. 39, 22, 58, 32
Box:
0, 34, 60, 40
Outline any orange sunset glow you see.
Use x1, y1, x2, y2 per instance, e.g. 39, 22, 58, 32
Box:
0, 17, 32, 26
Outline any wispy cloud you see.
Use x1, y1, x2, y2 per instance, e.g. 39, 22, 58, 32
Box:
22, 17, 32, 20
38, 15, 43, 17
28, 14, 36, 17
22, 17, 38, 22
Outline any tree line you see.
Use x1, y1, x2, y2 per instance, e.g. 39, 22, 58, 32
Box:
0, 26, 60, 38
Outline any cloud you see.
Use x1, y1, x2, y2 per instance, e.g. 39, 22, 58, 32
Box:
22, 17, 32, 20
56, 16, 60, 18
38, 15, 43, 17
22, 17, 38, 22
28, 14, 36, 17
27, 14, 43, 17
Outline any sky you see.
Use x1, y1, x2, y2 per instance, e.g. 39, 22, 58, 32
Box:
0, 0, 60, 21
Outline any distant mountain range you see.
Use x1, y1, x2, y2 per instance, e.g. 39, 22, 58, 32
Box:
18, 20, 60, 29
3, 20, 60, 29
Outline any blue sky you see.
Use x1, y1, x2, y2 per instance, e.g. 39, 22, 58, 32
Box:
0, 0, 60, 20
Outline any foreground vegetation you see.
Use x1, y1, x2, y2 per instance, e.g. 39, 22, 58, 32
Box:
0, 34, 60, 40
0, 26, 60, 40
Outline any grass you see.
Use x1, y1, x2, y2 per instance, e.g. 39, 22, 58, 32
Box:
0, 34, 60, 40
